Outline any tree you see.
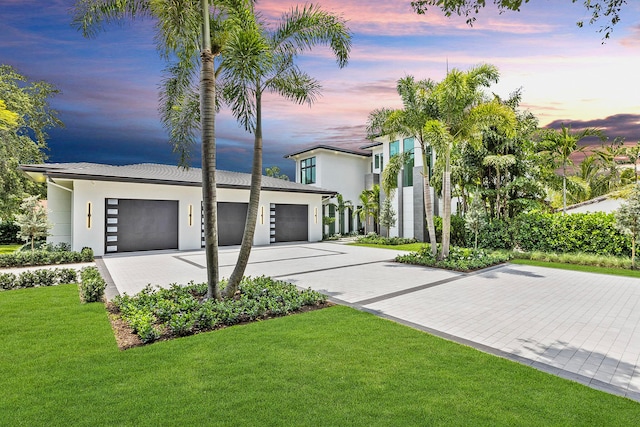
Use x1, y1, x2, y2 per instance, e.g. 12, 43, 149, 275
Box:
428, 64, 517, 258
265, 166, 290, 181
410, 0, 628, 39
379, 198, 397, 237
72, 0, 251, 300
538, 124, 603, 213
367, 76, 439, 256
0, 65, 63, 220
221, 3, 351, 296
14, 195, 52, 250
624, 142, 640, 183
355, 185, 380, 234
615, 186, 640, 269
465, 191, 486, 249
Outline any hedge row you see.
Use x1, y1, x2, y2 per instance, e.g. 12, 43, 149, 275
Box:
458, 212, 631, 257
0, 268, 77, 291
0, 247, 94, 268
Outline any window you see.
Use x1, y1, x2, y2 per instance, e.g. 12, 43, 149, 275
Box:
374, 153, 383, 171
389, 140, 399, 158
300, 157, 316, 184
403, 137, 414, 187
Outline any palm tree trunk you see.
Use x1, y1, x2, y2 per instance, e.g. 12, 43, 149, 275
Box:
225, 88, 263, 296
201, 0, 220, 301
442, 170, 451, 259
422, 152, 437, 257
562, 163, 567, 214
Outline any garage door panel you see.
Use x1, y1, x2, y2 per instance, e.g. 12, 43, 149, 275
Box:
274, 204, 308, 242
105, 199, 178, 253
201, 202, 249, 247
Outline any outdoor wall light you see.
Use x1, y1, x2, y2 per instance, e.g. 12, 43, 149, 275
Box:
260, 206, 265, 225
188, 204, 193, 226
314, 207, 318, 224
86, 202, 92, 229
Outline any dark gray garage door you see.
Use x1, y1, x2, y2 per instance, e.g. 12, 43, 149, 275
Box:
274, 204, 308, 242
105, 199, 178, 253
201, 202, 249, 247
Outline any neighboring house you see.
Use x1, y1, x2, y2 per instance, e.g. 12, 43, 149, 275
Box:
20, 163, 334, 256
285, 137, 442, 240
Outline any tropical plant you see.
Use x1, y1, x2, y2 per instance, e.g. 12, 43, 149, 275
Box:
379, 198, 397, 238
367, 76, 439, 256
427, 64, 517, 258
265, 166, 290, 180
355, 185, 380, 234
329, 193, 353, 235
221, 3, 351, 296
623, 142, 640, 184
465, 192, 486, 249
14, 196, 52, 250
538, 124, 604, 213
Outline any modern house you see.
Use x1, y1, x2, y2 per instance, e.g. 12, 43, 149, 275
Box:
285, 136, 441, 240
20, 163, 335, 256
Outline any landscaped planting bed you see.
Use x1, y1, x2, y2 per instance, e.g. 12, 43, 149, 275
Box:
396, 245, 512, 271
110, 276, 328, 347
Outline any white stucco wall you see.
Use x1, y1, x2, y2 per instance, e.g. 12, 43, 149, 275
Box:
402, 186, 414, 238
46, 181, 73, 246
54, 179, 324, 256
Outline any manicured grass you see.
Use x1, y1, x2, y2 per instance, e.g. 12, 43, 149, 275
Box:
511, 258, 640, 278
1, 285, 639, 425
0, 244, 21, 254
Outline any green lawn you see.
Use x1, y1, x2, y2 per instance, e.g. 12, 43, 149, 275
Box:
1, 285, 638, 425
0, 244, 21, 254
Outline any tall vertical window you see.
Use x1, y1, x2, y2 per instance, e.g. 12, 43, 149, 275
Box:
403, 137, 414, 187
389, 140, 399, 158
374, 153, 383, 171
300, 157, 316, 184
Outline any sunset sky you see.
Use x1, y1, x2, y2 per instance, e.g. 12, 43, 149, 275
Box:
2, 0, 640, 177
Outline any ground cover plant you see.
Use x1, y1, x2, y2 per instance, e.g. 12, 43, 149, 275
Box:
0, 246, 93, 268
355, 234, 418, 246
396, 245, 512, 271
112, 276, 327, 344
1, 285, 639, 425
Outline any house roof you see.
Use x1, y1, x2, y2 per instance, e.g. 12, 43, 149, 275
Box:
359, 141, 383, 150
20, 163, 337, 196
284, 144, 371, 159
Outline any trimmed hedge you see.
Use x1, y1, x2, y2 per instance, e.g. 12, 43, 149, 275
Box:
0, 247, 94, 268
0, 268, 78, 291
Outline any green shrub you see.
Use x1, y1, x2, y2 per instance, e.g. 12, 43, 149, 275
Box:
512, 212, 630, 256
112, 276, 327, 344
475, 219, 514, 250
56, 268, 77, 284
80, 247, 94, 262
32, 269, 57, 287
396, 245, 512, 272
0, 247, 94, 268
0, 272, 17, 290
0, 221, 20, 244
355, 234, 417, 245
434, 215, 467, 246
79, 266, 106, 303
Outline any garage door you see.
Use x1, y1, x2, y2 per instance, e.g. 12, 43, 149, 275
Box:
201, 202, 249, 247
105, 199, 178, 253
273, 204, 308, 242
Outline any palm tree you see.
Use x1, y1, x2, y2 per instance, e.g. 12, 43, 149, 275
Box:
429, 64, 517, 258
539, 124, 603, 214
367, 76, 439, 256
72, 0, 251, 300
355, 185, 380, 234
221, 3, 351, 296
330, 194, 353, 235
624, 142, 640, 184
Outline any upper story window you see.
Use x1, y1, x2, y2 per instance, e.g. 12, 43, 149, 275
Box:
389, 140, 399, 158
300, 157, 316, 184
403, 137, 415, 187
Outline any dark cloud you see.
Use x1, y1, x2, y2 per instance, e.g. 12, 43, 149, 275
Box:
545, 114, 640, 145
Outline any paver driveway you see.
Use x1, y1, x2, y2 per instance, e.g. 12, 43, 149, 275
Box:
99, 241, 640, 401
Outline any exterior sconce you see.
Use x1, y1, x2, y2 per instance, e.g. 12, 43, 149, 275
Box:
314, 207, 318, 224
260, 206, 264, 225
86, 202, 92, 229
188, 204, 193, 226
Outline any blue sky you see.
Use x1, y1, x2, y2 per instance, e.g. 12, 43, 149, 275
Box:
2, 0, 640, 178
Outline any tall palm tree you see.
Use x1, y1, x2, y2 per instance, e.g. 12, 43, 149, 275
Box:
430, 64, 516, 258
367, 76, 439, 256
539, 124, 603, 214
330, 193, 353, 235
355, 185, 380, 234
220, 3, 351, 296
72, 0, 251, 300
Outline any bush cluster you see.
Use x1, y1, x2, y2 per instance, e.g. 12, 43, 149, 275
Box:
79, 266, 107, 303
0, 247, 94, 268
112, 276, 327, 344
356, 234, 418, 246
0, 221, 20, 244
396, 245, 512, 272
0, 268, 77, 291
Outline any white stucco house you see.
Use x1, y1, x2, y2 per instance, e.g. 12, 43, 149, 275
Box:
285, 136, 443, 240
20, 163, 335, 256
